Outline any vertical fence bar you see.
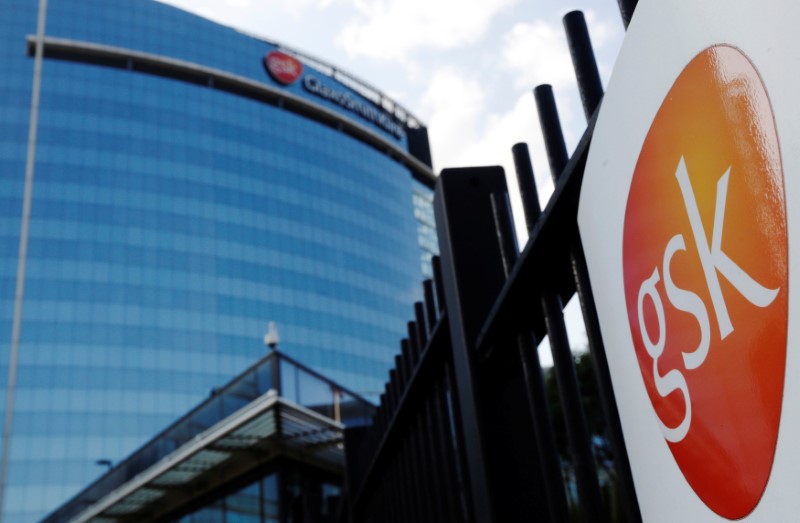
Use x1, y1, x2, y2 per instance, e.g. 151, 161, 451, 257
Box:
430, 376, 458, 521
490, 193, 562, 523
423, 280, 438, 332
375, 474, 385, 523
489, 193, 518, 275
535, 82, 606, 522
406, 420, 426, 523
512, 143, 541, 230
617, 0, 638, 29
397, 440, 413, 523
534, 85, 570, 179
539, 33, 642, 522
572, 238, 642, 522
431, 255, 446, 313
404, 330, 428, 522
417, 412, 437, 523
434, 167, 511, 523
564, 11, 604, 121
344, 426, 367, 521
490, 192, 560, 519
414, 303, 428, 348
443, 361, 472, 522
377, 396, 387, 433
415, 399, 437, 522
407, 323, 420, 365
388, 369, 398, 413
399, 342, 411, 388
394, 469, 405, 523
386, 462, 401, 521
507, 146, 572, 522
388, 456, 402, 523
542, 290, 606, 522
422, 396, 447, 521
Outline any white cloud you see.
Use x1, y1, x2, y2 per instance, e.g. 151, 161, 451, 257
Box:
335, 0, 519, 61
501, 19, 575, 92
421, 68, 486, 170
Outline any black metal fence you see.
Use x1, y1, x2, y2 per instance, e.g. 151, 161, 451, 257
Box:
343, 2, 641, 522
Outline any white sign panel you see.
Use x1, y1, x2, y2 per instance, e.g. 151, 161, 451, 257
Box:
578, 0, 800, 520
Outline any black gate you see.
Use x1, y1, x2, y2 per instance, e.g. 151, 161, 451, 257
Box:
343, 2, 641, 521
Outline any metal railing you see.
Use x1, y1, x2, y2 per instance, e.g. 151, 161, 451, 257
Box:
342, 2, 641, 522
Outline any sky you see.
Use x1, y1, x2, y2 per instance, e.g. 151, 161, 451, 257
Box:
157, 0, 629, 358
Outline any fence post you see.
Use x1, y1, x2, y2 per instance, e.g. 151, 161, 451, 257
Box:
434, 166, 524, 523
564, 11, 604, 121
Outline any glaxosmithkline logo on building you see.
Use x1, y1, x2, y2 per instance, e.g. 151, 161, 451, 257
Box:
303, 75, 405, 140
264, 51, 303, 86
622, 45, 787, 519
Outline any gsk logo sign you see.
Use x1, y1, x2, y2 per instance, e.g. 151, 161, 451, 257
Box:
622, 45, 788, 519
264, 50, 303, 86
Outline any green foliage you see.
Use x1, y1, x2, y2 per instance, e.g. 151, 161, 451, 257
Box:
543, 351, 606, 457
543, 350, 624, 522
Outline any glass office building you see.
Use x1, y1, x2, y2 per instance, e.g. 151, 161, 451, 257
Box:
0, 1, 436, 521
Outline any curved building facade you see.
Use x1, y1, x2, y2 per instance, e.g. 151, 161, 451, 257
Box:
0, 1, 436, 521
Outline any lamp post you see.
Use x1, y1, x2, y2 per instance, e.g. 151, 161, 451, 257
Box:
264, 321, 280, 350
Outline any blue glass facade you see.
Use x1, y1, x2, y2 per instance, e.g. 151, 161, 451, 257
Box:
0, 1, 434, 521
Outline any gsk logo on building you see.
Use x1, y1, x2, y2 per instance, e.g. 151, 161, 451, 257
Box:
621, 45, 787, 519
264, 50, 303, 86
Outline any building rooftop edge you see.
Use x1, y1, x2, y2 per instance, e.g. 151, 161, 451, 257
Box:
26, 35, 437, 187
153, 0, 427, 130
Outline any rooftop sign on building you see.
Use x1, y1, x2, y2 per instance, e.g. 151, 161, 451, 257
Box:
262, 49, 406, 141
302, 74, 406, 140
579, 0, 799, 520
264, 50, 303, 85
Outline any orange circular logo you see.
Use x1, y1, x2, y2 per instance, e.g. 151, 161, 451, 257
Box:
264, 50, 303, 86
622, 46, 788, 519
